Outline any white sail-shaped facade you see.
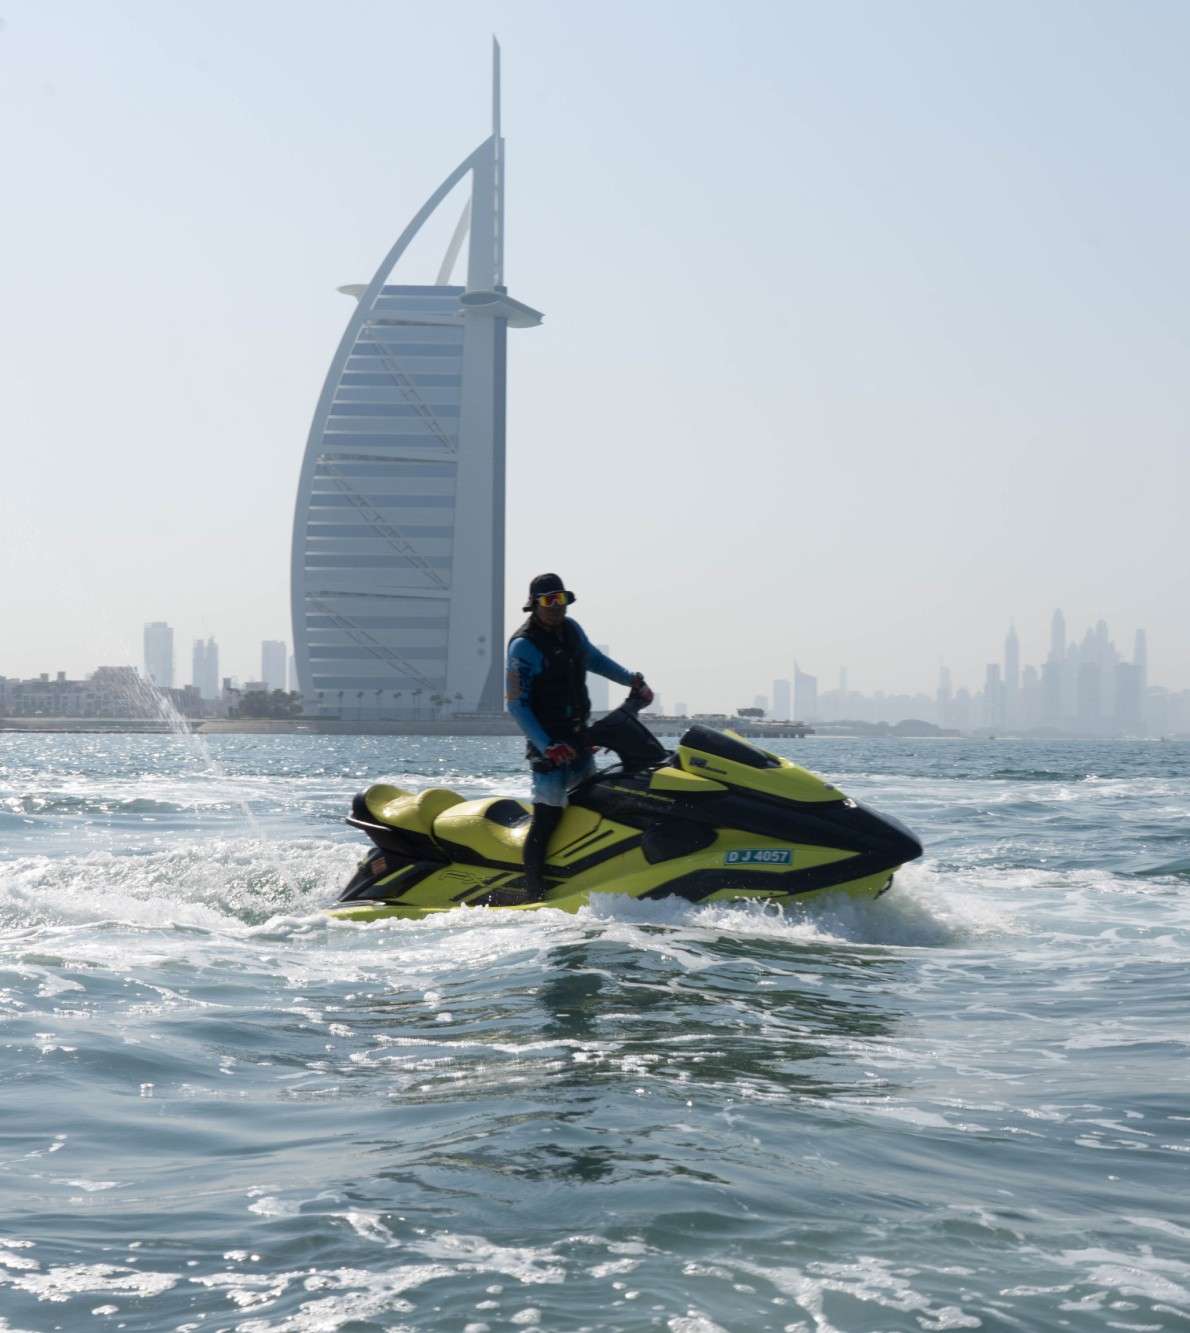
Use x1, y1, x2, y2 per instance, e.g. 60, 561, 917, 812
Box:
291, 54, 541, 718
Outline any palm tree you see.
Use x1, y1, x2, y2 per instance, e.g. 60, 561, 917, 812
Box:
393, 691, 403, 716
356, 689, 364, 718
337, 690, 344, 718
374, 688, 383, 718
412, 688, 423, 718
454, 692, 463, 714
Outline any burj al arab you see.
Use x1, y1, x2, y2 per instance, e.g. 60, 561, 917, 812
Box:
290, 43, 541, 718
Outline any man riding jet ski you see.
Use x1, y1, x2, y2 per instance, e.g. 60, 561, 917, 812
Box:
504, 570, 654, 899
328, 696, 924, 922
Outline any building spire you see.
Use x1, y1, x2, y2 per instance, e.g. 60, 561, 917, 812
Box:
490, 37, 504, 288
492, 37, 501, 141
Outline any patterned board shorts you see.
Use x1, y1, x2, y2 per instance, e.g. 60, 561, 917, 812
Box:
530, 752, 596, 807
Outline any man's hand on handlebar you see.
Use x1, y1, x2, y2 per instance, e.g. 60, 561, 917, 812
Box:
630, 673, 654, 706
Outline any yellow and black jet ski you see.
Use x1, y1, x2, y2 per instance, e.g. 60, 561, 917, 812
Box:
327, 695, 923, 921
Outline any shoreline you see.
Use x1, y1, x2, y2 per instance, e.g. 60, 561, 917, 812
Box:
0, 716, 809, 739
0, 719, 1178, 741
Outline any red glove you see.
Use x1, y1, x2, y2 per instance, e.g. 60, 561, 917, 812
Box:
630, 673, 654, 705
543, 742, 578, 766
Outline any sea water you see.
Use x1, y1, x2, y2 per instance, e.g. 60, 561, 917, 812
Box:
1, 732, 1188, 1332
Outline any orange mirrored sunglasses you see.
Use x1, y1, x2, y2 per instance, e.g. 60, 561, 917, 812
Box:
534, 591, 571, 608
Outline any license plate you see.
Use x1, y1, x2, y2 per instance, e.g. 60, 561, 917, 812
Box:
724, 848, 792, 866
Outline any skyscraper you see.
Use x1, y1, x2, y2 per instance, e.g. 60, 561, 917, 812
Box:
794, 663, 818, 721
291, 43, 542, 718
261, 641, 287, 693
1049, 609, 1066, 665
1114, 661, 1144, 734
1133, 628, 1149, 734
1004, 623, 1020, 726
192, 637, 219, 699
984, 663, 1005, 731
143, 622, 174, 689
1004, 623, 1020, 693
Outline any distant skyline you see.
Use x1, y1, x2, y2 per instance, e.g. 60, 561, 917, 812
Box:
0, 605, 1174, 721
3, 1, 1188, 712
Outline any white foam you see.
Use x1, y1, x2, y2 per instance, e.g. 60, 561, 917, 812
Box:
0, 838, 348, 935
732, 1254, 983, 1330
578, 864, 1006, 950
1057, 1248, 1190, 1305
3, 1262, 178, 1302
228, 1264, 452, 1331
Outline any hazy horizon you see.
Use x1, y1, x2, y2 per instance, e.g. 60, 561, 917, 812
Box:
3, 1, 1187, 714
0, 602, 1164, 719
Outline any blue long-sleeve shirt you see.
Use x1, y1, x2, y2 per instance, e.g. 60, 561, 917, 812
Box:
505, 618, 634, 753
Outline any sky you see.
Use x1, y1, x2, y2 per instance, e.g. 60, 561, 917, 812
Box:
1, 0, 1187, 714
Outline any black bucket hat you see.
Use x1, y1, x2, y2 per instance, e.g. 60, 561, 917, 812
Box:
523, 572, 576, 611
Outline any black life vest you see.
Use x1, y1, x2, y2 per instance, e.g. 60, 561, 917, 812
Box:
509, 616, 591, 754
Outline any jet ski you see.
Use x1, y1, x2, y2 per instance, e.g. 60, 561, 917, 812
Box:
327, 694, 923, 921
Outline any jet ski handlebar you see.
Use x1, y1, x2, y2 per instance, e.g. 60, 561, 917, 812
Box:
623, 682, 651, 714
584, 687, 668, 771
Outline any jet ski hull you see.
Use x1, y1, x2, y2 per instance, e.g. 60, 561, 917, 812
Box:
327, 716, 923, 922
329, 863, 902, 923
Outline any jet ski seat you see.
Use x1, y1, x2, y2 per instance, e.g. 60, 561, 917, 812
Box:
348, 785, 463, 860
370, 785, 464, 833
431, 799, 610, 868
433, 797, 533, 866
